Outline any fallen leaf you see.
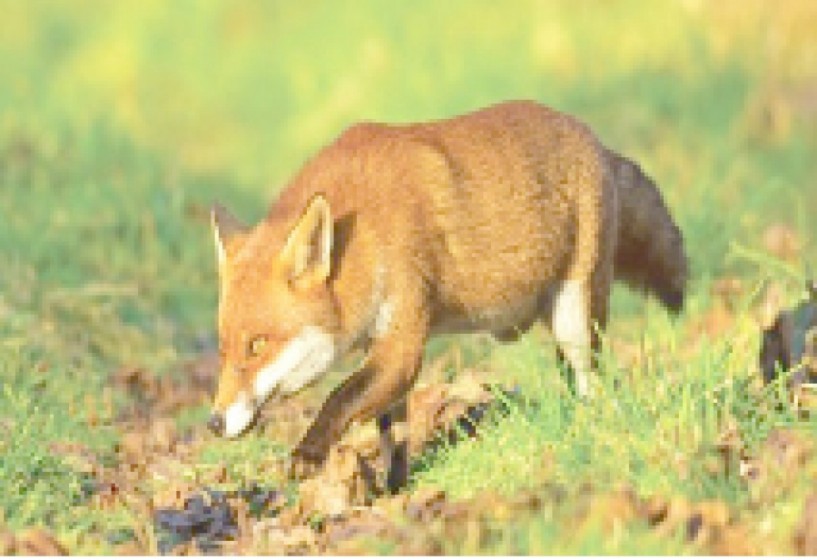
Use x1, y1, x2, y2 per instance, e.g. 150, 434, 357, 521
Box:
298, 444, 376, 516
712, 276, 744, 309
118, 431, 149, 460
0, 528, 15, 555
149, 417, 178, 453
321, 506, 398, 548
112, 541, 145, 556
47, 441, 100, 474
747, 429, 813, 505
687, 500, 731, 545
795, 492, 817, 555
16, 528, 67, 556
710, 524, 758, 556
586, 489, 639, 533
404, 488, 449, 523
152, 482, 199, 510
763, 223, 801, 261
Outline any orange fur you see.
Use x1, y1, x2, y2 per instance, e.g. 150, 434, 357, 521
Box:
208, 100, 687, 469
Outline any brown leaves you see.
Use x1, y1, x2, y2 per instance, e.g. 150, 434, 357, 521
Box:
153, 483, 200, 511
178, 374, 510, 554
298, 445, 379, 517
41, 345, 815, 556
319, 507, 409, 555
743, 428, 814, 505
0, 528, 15, 556
407, 373, 496, 456
291, 372, 507, 520
113, 361, 214, 423
559, 488, 756, 554
0, 527, 67, 556
265, 374, 506, 548
795, 492, 817, 555
149, 418, 181, 455
762, 223, 802, 262
95, 355, 697, 554
251, 519, 319, 555
47, 440, 101, 477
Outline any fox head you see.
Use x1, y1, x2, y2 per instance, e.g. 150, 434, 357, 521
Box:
207, 194, 341, 438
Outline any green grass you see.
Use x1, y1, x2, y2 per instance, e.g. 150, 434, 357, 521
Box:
1, 0, 816, 553
416, 328, 760, 498
443, 502, 693, 555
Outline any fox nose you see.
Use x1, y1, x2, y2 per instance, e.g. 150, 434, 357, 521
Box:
207, 413, 225, 436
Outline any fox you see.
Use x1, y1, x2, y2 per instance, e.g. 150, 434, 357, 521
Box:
206, 100, 687, 478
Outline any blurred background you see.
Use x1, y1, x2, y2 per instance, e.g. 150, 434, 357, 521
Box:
2, 0, 816, 184
1, 1, 816, 552
2, 0, 815, 347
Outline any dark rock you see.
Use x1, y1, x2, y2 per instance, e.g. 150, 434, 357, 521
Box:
760, 281, 817, 387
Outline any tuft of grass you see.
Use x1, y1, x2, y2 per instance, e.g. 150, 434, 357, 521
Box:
0, 331, 113, 526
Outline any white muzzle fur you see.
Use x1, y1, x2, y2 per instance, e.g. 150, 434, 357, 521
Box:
222, 326, 337, 438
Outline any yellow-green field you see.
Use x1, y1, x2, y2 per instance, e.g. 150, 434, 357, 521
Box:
1, 0, 816, 554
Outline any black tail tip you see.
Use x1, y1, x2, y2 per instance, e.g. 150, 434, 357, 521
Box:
659, 288, 685, 315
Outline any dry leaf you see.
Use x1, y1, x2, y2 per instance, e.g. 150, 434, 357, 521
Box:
795, 493, 817, 555
763, 223, 801, 261
16, 528, 67, 556
0, 528, 16, 555
298, 444, 375, 516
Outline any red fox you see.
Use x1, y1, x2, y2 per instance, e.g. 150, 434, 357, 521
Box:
206, 100, 687, 474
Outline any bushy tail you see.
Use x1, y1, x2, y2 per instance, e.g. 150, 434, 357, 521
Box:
606, 149, 688, 313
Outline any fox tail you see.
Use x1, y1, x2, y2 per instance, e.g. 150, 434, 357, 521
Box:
607, 149, 688, 313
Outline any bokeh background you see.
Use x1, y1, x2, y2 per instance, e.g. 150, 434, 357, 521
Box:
1, 0, 816, 554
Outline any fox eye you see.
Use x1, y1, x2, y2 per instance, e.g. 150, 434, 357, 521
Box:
247, 335, 268, 358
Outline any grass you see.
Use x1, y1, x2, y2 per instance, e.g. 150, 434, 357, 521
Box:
1, 0, 816, 554
418, 328, 759, 498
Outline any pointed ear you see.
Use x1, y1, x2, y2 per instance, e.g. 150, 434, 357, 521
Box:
280, 194, 333, 287
210, 203, 247, 268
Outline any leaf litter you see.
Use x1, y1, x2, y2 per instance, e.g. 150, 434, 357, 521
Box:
43, 355, 535, 554
27, 290, 817, 555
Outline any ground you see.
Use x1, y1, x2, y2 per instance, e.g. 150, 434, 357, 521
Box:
1, 0, 817, 555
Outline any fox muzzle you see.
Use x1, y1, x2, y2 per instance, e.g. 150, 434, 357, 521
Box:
207, 413, 225, 436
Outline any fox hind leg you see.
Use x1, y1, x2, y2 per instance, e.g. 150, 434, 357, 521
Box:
551, 279, 593, 397
551, 161, 617, 398
551, 242, 615, 397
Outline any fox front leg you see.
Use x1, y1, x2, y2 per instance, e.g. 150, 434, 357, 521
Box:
378, 399, 408, 492
289, 364, 377, 479
290, 301, 428, 479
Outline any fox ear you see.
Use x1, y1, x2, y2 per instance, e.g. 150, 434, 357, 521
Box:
280, 194, 333, 287
210, 203, 247, 268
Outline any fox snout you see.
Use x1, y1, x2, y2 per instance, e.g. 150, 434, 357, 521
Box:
208, 327, 340, 438
206, 413, 224, 435
207, 404, 257, 439
209, 392, 259, 438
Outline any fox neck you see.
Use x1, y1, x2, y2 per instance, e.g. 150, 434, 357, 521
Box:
316, 207, 388, 354
330, 243, 390, 354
